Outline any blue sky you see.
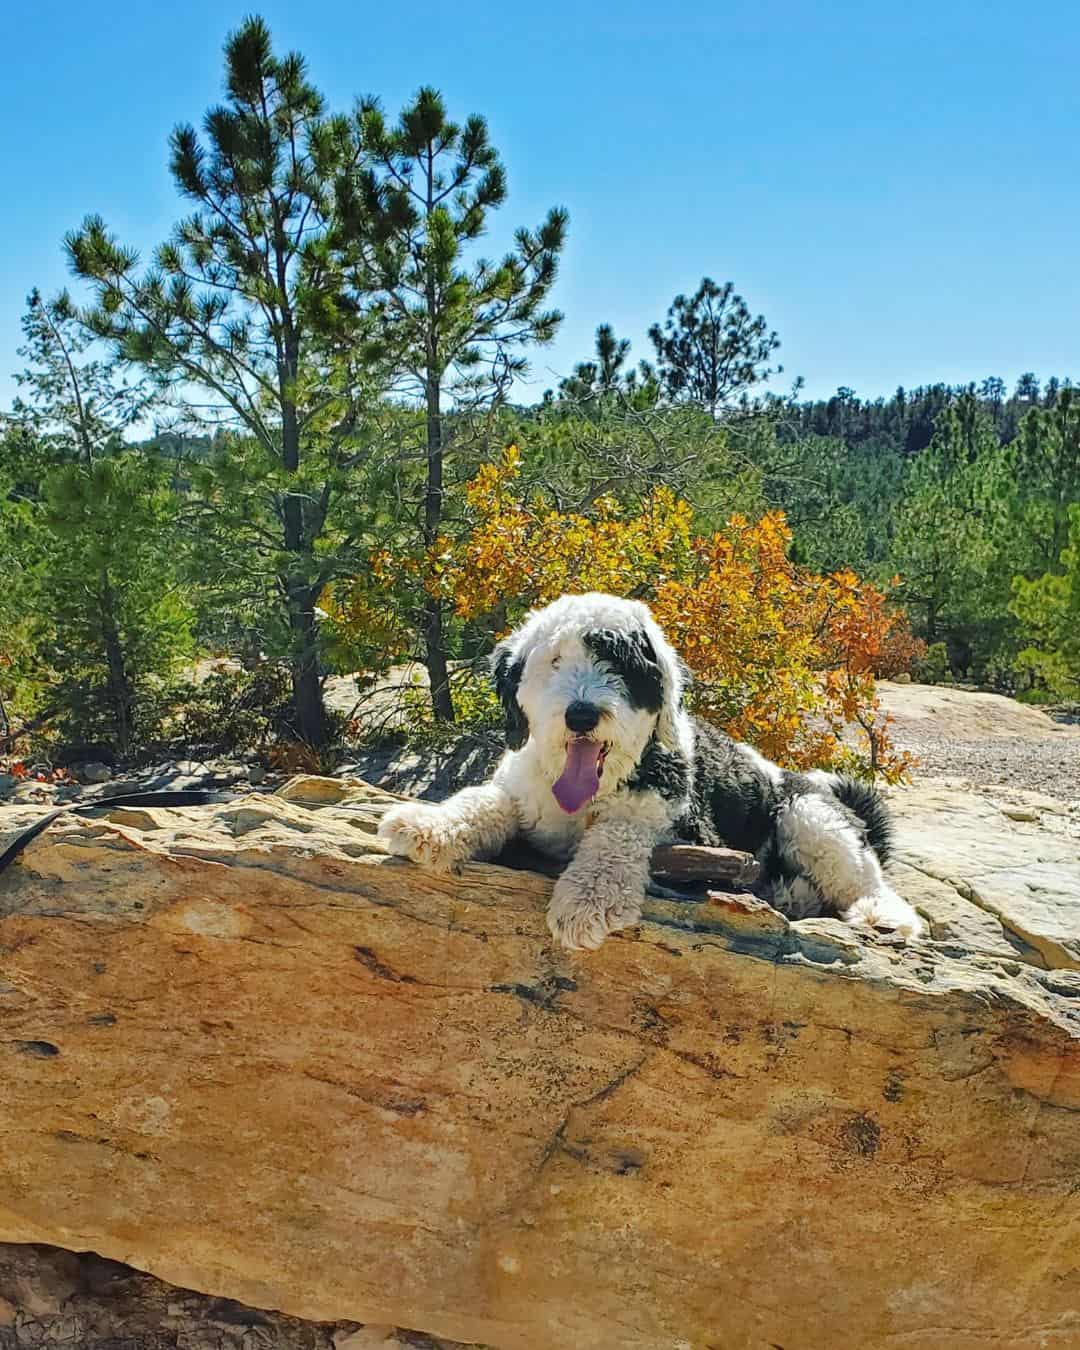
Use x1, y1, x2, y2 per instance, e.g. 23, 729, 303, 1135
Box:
4, 0, 1079, 410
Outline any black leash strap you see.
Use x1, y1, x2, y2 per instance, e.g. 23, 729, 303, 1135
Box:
0, 790, 220, 876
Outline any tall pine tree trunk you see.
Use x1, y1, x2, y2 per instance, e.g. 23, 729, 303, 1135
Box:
99, 570, 134, 755
417, 141, 455, 727
288, 588, 327, 748
281, 378, 328, 747
925, 598, 939, 644
424, 375, 454, 723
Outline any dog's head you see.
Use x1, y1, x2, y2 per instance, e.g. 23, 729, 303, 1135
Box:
491, 593, 689, 813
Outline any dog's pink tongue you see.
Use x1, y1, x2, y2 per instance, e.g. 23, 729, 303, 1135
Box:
552, 739, 603, 814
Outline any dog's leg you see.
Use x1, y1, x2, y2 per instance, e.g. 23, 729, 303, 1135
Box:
378, 785, 518, 873
773, 792, 925, 939
547, 796, 671, 950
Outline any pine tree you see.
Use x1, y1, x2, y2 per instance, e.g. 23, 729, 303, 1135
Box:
559, 324, 630, 399
979, 376, 1006, 413
1015, 372, 1041, 403
10, 289, 150, 465
39, 455, 193, 750
0, 428, 45, 733
891, 394, 1011, 648
1010, 505, 1080, 696
3, 294, 191, 750
1011, 387, 1080, 573
347, 88, 567, 720
647, 278, 780, 414
66, 17, 379, 746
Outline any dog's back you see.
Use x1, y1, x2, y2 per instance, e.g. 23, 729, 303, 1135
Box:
677, 717, 893, 865
674, 717, 782, 855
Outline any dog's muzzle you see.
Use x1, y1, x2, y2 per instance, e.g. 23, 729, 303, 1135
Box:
565, 700, 601, 733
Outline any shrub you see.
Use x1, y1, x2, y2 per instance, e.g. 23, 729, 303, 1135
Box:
392, 668, 503, 751
334, 447, 918, 780
21, 453, 196, 753
914, 643, 952, 685
1014, 685, 1061, 706
1007, 506, 1080, 700
1010, 648, 1078, 701
158, 666, 293, 755
871, 613, 927, 680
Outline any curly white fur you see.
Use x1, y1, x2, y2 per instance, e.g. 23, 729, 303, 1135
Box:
379, 784, 519, 872
773, 793, 924, 939
378, 593, 924, 949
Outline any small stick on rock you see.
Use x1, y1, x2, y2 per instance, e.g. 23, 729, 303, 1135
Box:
650, 844, 761, 888
494, 839, 760, 889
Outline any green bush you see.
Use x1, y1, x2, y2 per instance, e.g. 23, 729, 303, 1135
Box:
914, 642, 952, 685
1015, 686, 1060, 706
158, 666, 293, 754
379, 668, 501, 752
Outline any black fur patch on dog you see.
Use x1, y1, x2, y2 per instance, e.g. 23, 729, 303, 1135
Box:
627, 736, 690, 803
674, 718, 777, 853
584, 627, 663, 711
492, 646, 528, 750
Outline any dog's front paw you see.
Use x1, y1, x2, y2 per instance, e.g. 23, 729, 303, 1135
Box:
377, 803, 471, 872
843, 888, 926, 941
547, 873, 643, 951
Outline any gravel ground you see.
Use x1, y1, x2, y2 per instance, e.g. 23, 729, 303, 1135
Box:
891, 729, 1080, 799
872, 681, 1080, 799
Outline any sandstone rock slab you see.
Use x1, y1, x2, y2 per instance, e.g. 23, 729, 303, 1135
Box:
889, 779, 1080, 970
1, 778, 1080, 1350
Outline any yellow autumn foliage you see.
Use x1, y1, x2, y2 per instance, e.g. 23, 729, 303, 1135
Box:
331, 445, 916, 779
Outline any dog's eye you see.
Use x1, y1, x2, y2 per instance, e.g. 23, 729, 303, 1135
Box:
550, 656, 561, 669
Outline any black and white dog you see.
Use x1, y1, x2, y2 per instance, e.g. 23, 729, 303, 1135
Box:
378, 593, 924, 950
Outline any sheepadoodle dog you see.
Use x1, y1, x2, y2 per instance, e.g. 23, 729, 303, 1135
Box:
378, 593, 925, 950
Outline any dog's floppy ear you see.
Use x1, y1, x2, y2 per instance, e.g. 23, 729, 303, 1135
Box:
491, 642, 529, 751
647, 618, 689, 751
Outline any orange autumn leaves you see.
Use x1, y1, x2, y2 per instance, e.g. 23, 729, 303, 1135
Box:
333, 445, 917, 779
454, 447, 698, 610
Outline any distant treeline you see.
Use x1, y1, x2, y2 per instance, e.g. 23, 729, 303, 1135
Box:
782, 374, 1069, 456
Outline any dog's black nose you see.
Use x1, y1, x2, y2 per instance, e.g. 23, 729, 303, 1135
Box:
565, 701, 601, 733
